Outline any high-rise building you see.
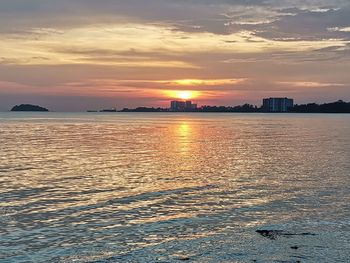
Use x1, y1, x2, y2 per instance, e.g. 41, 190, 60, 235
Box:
170, 101, 186, 111
185, 101, 192, 110
263, 98, 294, 112
170, 100, 196, 111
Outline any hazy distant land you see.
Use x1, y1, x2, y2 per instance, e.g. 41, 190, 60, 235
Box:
9, 100, 350, 113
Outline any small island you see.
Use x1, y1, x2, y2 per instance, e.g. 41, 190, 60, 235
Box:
11, 104, 49, 112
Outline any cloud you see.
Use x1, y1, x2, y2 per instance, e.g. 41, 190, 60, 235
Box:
1, 22, 348, 70
254, 6, 350, 41
156, 78, 246, 87
63, 78, 247, 92
328, 26, 350, 32
276, 81, 346, 88
0, 0, 348, 36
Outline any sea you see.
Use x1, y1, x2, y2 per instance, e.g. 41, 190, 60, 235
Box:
0, 112, 349, 263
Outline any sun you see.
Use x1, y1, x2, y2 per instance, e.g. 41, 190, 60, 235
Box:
178, 91, 193, 100
164, 90, 200, 100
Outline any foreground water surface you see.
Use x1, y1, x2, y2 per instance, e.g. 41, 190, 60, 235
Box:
0, 113, 349, 262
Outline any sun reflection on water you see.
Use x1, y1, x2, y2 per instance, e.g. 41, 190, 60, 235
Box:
177, 122, 192, 154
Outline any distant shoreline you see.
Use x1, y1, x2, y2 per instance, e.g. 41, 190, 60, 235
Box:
2, 111, 350, 114
4, 100, 350, 114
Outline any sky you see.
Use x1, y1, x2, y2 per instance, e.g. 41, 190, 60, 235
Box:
0, 0, 350, 111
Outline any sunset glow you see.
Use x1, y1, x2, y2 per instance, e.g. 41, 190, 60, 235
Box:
0, 1, 349, 111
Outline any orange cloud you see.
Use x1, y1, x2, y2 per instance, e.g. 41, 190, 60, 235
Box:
277, 81, 345, 88
155, 78, 246, 86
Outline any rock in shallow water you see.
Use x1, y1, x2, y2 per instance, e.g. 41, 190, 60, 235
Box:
178, 256, 190, 261
256, 230, 316, 240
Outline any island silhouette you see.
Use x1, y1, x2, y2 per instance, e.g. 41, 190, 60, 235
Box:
11, 104, 49, 112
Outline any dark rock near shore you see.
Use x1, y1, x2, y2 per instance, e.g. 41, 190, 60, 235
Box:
178, 256, 190, 261
256, 230, 283, 240
11, 104, 49, 112
256, 230, 316, 240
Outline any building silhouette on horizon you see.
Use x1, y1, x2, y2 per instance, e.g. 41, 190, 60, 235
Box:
170, 100, 197, 111
263, 98, 294, 112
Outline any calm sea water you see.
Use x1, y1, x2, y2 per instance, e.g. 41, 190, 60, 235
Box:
0, 113, 349, 263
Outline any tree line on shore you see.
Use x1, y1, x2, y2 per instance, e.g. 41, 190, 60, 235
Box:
121, 100, 350, 113
290, 100, 350, 113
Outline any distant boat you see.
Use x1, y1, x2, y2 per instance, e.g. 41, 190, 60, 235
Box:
87, 110, 98, 112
